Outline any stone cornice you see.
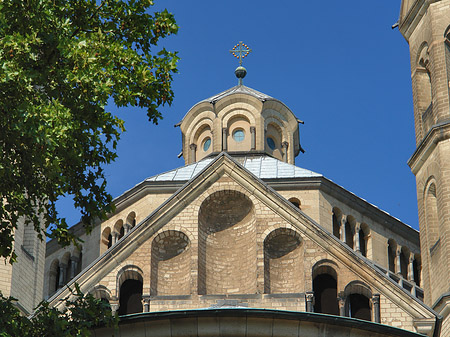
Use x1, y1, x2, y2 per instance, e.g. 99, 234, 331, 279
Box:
408, 120, 450, 174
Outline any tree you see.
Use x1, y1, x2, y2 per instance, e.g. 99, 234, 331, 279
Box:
0, 285, 118, 336
0, 0, 179, 261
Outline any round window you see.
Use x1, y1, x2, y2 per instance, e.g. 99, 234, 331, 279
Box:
233, 129, 245, 142
203, 138, 211, 152
267, 137, 276, 150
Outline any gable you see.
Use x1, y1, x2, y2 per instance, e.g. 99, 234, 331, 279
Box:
47, 154, 438, 335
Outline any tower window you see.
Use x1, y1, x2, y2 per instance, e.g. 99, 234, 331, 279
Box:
203, 138, 211, 151
267, 137, 276, 150
232, 129, 245, 142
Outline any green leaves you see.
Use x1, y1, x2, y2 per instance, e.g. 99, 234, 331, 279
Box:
0, 286, 118, 337
0, 0, 178, 260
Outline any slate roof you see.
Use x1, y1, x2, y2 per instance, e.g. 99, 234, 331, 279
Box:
146, 154, 322, 182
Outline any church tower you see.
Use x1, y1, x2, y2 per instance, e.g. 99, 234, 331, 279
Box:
399, 0, 450, 319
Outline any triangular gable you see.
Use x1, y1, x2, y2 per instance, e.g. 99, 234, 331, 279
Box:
47, 153, 438, 331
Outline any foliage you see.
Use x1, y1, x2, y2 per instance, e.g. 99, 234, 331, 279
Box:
0, 285, 118, 337
0, 0, 179, 260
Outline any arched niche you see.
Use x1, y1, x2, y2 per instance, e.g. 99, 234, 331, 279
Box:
265, 122, 283, 160
425, 181, 440, 249
151, 230, 191, 296
198, 190, 256, 295
344, 281, 372, 321
312, 261, 339, 315
264, 228, 302, 294
226, 115, 251, 152
90, 285, 112, 308
193, 123, 213, 161
117, 266, 143, 315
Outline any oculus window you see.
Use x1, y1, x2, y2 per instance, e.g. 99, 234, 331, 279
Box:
267, 137, 276, 150
203, 138, 211, 151
232, 129, 245, 142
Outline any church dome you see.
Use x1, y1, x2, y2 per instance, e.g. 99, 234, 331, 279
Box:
178, 84, 302, 165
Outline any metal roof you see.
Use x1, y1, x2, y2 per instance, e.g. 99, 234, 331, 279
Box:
202, 84, 274, 104
146, 155, 322, 182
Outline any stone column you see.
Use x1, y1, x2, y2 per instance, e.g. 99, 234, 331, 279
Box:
408, 253, 415, 282
142, 296, 151, 313
282, 141, 289, 162
250, 126, 256, 150
112, 231, 119, 245
354, 223, 361, 253
305, 292, 314, 312
372, 294, 381, 323
110, 301, 119, 315
124, 223, 132, 235
338, 292, 346, 317
189, 143, 197, 163
395, 246, 402, 276
58, 263, 67, 288
222, 128, 228, 151
339, 215, 347, 243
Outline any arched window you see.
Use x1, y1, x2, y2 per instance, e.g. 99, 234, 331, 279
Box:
126, 212, 136, 229
332, 208, 341, 239
359, 225, 367, 257
288, 197, 301, 209
312, 262, 339, 315
400, 247, 409, 279
344, 281, 372, 321
101, 227, 112, 252
117, 266, 143, 315
264, 228, 302, 294
118, 279, 143, 315
413, 254, 421, 286
416, 43, 433, 134
48, 259, 60, 295
345, 218, 354, 249
388, 239, 396, 273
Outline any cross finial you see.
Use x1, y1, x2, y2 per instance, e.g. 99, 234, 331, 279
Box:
230, 41, 252, 66
230, 41, 251, 85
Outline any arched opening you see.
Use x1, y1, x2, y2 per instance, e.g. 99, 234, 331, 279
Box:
413, 254, 421, 286
90, 285, 111, 310
332, 208, 341, 239
126, 212, 136, 229
118, 279, 143, 315
264, 228, 302, 294
359, 224, 369, 257
345, 218, 354, 249
312, 262, 339, 315
114, 220, 124, 242
348, 294, 371, 320
48, 259, 60, 295
344, 281, 372, 321
101, 227, 112, 251
400, 247, 409, 279
416, 44, 433, 134
151, 230, 191, 296
117, 267, 143, 315
198, 190, 255, 295
265, 123, 283, 160
388, 239, 396, 273
425, 182, 440, 249
288, 197, 301, 209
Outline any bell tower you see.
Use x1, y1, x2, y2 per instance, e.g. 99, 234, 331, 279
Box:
399, 0, 450, 313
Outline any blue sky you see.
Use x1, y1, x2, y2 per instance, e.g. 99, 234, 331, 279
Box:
58, 1, 420, 230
